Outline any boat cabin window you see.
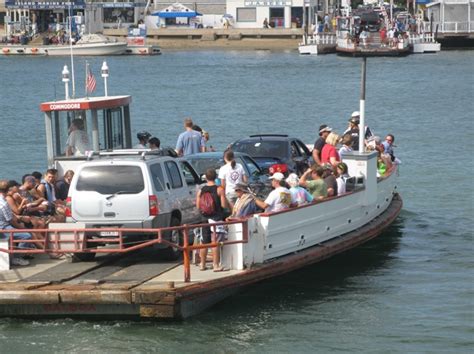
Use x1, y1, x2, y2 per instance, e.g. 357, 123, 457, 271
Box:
52, 110, 92, 157
49, 106, 130, 159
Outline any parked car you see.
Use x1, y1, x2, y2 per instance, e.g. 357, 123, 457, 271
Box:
184, 151, 271, 199
228, 134, 313, 176
66, 150, 203, 261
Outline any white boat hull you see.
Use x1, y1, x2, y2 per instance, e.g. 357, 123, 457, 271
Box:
298, 43, 318, 55
44, 42, 128, 56
412, 42, 441, 53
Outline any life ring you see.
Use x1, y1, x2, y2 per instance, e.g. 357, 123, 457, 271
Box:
31, 47, 38, 54
2, 47, 10, 54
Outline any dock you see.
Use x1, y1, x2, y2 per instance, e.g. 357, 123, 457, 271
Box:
0, 195, 402, 319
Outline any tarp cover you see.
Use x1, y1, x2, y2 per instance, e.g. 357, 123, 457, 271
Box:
153, 11, 201, 18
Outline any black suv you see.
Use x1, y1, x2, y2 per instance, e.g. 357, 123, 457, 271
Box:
229, 134, 313, 176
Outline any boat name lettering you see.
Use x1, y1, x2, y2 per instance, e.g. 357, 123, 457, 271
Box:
49, 103, 81, 110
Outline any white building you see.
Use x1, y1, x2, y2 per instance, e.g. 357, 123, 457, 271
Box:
226, 0, 310, 29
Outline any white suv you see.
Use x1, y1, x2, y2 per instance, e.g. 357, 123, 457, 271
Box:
66, 151, 203, 260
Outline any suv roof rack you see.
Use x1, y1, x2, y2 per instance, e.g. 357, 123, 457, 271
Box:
97, 148, 177, 160
248, 134, 289, 138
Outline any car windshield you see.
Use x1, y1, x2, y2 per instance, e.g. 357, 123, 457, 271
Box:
76, 165, 144, 195
187, 157, 224, 175
232, 140, 288, 159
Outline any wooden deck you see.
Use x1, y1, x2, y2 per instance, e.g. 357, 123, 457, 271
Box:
0, 194, 402, 319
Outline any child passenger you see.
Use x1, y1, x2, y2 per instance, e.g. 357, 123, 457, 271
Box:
286, 173, 313, 207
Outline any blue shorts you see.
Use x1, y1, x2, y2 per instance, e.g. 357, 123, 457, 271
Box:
1, 225, 33, 249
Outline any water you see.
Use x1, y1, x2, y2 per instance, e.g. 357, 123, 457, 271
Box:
0, 50, 473, 352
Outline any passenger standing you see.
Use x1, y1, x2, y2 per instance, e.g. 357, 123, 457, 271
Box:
299, 165, 328, 200
218, 150, 248, 208
339, 133, 354, 156
322, 164, 338, 197
196, 169, 228, 272
382, 134, 396, 161
254, 172, 292, 213
312, 125, 333, 165
134, 131, 151, 149
321, 132, 341, 166
148, 137, 161, 150
176, 118, 204, 156
55, 170, 74, 201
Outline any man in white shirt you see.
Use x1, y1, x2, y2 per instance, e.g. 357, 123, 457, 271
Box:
254, 172, 291, 213
65, 119, 90, 156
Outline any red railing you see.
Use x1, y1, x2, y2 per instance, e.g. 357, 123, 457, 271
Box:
0, 219, 249, 282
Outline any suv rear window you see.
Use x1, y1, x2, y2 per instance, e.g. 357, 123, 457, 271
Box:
232, 140, 288, 158
76, 166, 144, 195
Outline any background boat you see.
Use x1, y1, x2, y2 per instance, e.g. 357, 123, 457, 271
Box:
43, 34, 127, 56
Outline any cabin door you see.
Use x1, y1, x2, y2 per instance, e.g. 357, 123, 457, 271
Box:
103, 108, 125, 150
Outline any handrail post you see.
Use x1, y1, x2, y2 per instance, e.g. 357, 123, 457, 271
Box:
183, 224, 191, 283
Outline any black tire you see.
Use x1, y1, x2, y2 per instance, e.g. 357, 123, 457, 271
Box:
73, 252, 96, 262
161, 216, 183, 261
73, 234, 97, 262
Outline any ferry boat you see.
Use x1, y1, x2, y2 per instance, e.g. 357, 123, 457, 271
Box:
336, 8, 410, 57
0, 59, 402, 319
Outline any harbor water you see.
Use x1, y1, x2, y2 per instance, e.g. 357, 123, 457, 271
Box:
0, 50, 473, 352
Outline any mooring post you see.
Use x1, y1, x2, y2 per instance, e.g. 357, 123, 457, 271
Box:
183, 225, 191, 283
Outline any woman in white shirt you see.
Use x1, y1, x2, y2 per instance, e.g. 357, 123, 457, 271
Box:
218, 150, 248, 208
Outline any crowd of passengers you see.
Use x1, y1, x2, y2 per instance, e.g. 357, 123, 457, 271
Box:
0, 169, 74, 266
167, 116, 397, 271
0, 115, 397, 268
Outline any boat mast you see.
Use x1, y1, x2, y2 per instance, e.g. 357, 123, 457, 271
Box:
359, 57, 366, 153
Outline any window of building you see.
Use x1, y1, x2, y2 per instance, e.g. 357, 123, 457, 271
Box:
237, 7, 256, 22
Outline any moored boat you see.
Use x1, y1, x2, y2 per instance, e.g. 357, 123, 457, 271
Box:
43, 34, 128, 56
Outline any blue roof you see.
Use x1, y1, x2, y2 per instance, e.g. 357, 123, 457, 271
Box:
153, 11, 202, 18
416, 0, 431, 4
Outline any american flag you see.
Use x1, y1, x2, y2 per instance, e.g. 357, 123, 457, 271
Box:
85, 66, 96, 94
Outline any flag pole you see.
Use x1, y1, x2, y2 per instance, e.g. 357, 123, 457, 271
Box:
85, 61, 89, 99
68, 4, 75, 99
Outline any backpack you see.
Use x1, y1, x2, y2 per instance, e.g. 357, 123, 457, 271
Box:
199, 190, 216, 216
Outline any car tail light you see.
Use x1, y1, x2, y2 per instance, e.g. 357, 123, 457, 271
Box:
149, 195, 159, 216
65, 197, 72, 217
269, 163, 288, 175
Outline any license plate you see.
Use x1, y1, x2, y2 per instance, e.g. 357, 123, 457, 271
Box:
99, 231, 119, 237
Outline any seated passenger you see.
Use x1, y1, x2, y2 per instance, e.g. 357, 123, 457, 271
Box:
335, 162, 350, 195
254, 172, 291, 213
322, 164, 338, 197
229, 182, 257, 218
299, 165, 328, 200
5, 180, 45, 230
321, 132, 341, 166
65, 118, 90, 156
18, 175, 48, 217
37, 169, 66, 222
286, 173, 313, 207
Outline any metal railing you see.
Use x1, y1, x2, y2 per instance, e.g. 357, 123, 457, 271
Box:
0, 219, 249, 283
421, 21, 473, 33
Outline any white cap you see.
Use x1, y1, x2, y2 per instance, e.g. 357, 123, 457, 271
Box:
269, 172, 285, 181
286, 173, 299, 187
351, 111, 360, 118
